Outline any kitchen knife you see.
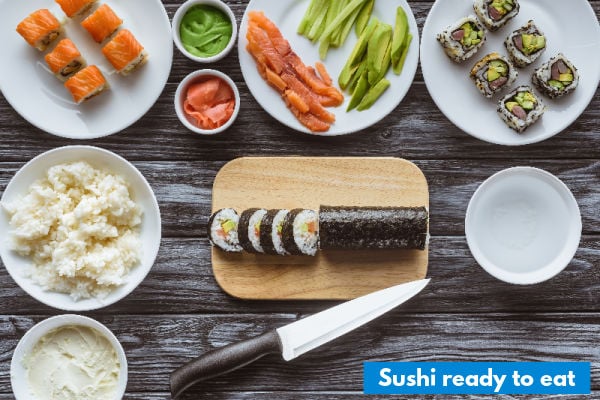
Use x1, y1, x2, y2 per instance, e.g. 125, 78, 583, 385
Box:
170, 278, 430, 398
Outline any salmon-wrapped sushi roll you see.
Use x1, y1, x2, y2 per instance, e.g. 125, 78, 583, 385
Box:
64, 65, 108, 104
102, 29, 147, 76
16, 9, 63, 51
55, 0, 98, 18
81, 4, 122, 43
44, 38, 86, 81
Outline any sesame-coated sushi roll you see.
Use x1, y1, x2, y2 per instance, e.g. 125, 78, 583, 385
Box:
282, 209, 318, 256
437, 16, 486, 63
55, 0, 98, 18
44, 38, 86, 81
497, 86, 545, 133
16, 9, 63, 51
102, 29, 147, 76
208, 208, 242, 252
64, 65, 108, 104
81, 4, 122, 43
474, 0, 519, 32
238, 208, 267, 254
259, 209, 290, 256
532, 54, 579, 99
470, 52, 517, 98
504, 20, 546, 68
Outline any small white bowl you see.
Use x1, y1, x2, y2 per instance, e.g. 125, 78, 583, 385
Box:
0, 146, 162, 311
172, 0, 238, 63
465, 167, 582, 285
11, 314, 128, 400
174, 69, 240, 134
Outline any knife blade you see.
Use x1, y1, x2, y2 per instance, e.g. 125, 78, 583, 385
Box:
170, 278, 430, 398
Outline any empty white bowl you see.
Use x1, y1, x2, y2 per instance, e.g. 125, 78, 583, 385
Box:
172, 0, 238, 63
11, 314, 128, 400
465, 167, 582, 285
174, 69, 240, 134
0, 146, 162, 311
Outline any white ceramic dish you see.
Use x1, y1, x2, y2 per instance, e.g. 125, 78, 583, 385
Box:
0, 0, 172, 139
465, 167, 581, 284
421, 0, 600, 145
238, 0, 420, 136
174, 69, 240, 134
172, 0, 238, 63
0, 146, 162, 311
11, 314, 128, 400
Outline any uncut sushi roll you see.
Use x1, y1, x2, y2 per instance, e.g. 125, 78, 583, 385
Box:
497, 85, 545, 133
44, 38, 86, 81
64, 65, 108, 104
532, 54, 579, 99
259, 209, 290, 255
102, 29, 147, 76
207, 208, 242, 252
16, 9, 63, 51
473, 0, 519, 32
504, 20, 546, 68
238, 208, 267, 254
282, 209, 318, 256
55, 0, 98, 18
319, 206, 429, 251
437, 16, 486, 63
81, 4, 123, 43
470, 52, 517, 98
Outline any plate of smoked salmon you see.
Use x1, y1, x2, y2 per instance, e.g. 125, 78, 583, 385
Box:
0, 0, 172, 139
238, 0, 420, 135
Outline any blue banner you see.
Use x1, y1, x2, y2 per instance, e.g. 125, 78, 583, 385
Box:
363, 362, 590, 395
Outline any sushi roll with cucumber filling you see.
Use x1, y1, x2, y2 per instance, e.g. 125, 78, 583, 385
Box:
259, 209, 291, 255
504, 20, 546, 68
238, 208, 268, 254
282, 209, 318, 256
208, 208, 242, 252
532, 54, 579, 99
474, 0, 519, 32
437, 16, 486, 63
497, 86, 545, 133
470, 52, 517, 98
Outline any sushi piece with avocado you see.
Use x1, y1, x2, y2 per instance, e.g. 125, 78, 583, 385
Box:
532, 53, 579, 99
437, 15, 486, 63
470, 52, 517, 98
208, 208, 243, 252
474, 0, 519, 32
282, 209, 319, 256
259, 209, 290, 256
504, 20, 546, 67
497, 86, 545, 133
238, 208, 268, 254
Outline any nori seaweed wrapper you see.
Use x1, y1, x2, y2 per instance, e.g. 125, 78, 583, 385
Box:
319, 206, 429, 250
281, 208, 304, 255
207, 208, 223, 246
238, 208, 260, 254
259, 209, 279, 255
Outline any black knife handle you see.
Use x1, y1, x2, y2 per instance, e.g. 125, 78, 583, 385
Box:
170, 330, 282, 399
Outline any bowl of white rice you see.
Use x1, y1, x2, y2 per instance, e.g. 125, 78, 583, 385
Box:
0, 146, 161, 311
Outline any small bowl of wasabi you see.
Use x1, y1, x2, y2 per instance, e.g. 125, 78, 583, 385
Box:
172, 0, 238, 63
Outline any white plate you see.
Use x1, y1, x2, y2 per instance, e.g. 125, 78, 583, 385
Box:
0, 146, 162, 311
465, 167, 581, 284
421, 0, 600, 145
238, 0, 420, 136
0, 0, 172, 139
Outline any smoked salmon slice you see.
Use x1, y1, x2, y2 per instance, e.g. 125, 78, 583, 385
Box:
184, 78, 236, 130
44, 38, 86, 80
81, 4, 122, 43
16, 9, 62, 51
64, 65, 108, 104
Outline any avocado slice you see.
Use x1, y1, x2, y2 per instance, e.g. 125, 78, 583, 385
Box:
347, 71, 369, 111
357, 78, 390, 111
339, 18, 378, 89
367, 23, 392, 85
548, 80, 564, 90
487, 68, 501, 82
521, 34, 546, 55
559, 73, 574, 83
391, 6, 409, 67
505, 101, 519, 112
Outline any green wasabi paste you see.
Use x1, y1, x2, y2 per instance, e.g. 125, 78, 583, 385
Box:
179, 5, 232, 58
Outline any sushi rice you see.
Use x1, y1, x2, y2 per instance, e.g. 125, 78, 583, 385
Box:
291, 209, 318, 256
248, 209, 267, 253
208, 208, 242, 252
271, 209, 290, 255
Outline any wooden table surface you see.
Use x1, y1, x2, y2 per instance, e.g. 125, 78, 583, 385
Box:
1, 1, 599, 399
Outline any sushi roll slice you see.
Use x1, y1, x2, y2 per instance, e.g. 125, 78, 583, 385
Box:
44, 38, 86, 81
207, 208, 242, 252
282, 209, 318, 256
437, 16, 486, 63
238, 208, 267, 254
504, 20, 546, 68
497, 85, 545, 133
81, 4, 123, 43
16, 9, 63, 51
64, 65, 108, 104
319, 206, 429, 251
470, 52, 517, 98
55, 0, 98, 18
259, 209, 290, 255
474, 0, 519, 32
532, 54, 579, 99
102, 29, 148, 76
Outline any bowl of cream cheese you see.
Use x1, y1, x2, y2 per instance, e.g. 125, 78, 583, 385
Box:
10, 314, 128, 400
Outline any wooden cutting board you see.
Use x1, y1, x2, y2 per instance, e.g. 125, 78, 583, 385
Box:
211, 157, 429, 300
